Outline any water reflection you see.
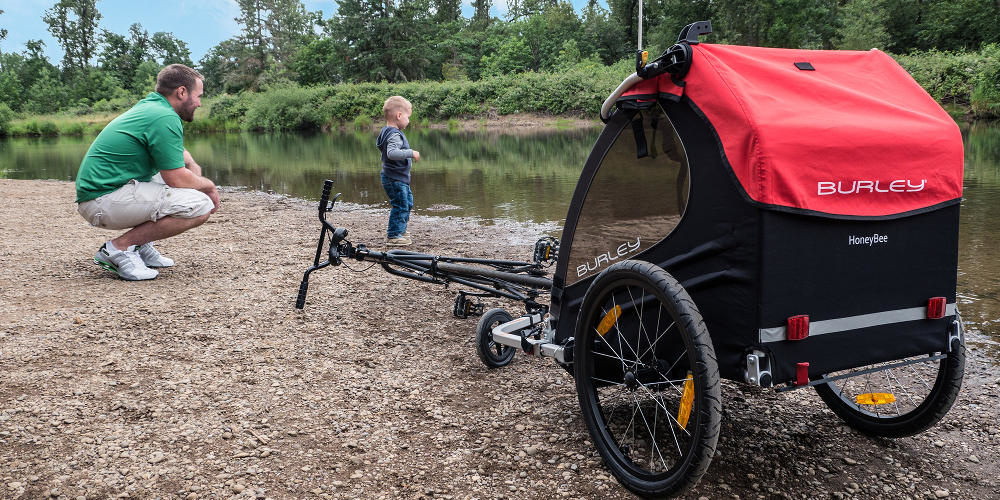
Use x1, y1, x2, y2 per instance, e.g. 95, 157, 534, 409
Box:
0, 127, 600, 223
958, 122, 1000, 359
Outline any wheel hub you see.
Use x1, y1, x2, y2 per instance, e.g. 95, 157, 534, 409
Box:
623, 371, 639, 391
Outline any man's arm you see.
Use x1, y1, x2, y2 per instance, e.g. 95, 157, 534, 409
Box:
160, 164, 219, 213
183, 149, 202, 176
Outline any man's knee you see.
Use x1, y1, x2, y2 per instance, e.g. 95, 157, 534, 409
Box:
190, 212, 211, 227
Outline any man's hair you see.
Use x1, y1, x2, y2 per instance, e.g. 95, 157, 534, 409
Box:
383, 96, 412, 121
155, 64, 204, 96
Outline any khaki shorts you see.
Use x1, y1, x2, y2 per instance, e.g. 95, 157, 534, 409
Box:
77, 174, 213, 230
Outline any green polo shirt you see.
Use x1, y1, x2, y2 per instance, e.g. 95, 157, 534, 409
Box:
75, 92, 186, 202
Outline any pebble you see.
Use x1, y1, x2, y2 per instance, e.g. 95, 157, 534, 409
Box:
968, 455, 980, 463
935, 489, 950, 498
843, 457, 857, 465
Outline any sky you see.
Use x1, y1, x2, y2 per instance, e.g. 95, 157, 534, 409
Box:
0, 0, 543, 66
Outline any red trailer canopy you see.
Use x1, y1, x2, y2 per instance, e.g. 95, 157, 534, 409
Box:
621, 44, 964, 217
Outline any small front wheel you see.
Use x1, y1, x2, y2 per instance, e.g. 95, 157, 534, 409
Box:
574, 260, 721, 498
476, 308, 516, 368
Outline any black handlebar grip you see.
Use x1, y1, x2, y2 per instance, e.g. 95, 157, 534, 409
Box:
320, 180, 333, 208
295, 277, 310, 309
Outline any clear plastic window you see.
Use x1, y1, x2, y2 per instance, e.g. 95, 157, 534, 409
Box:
566, 105, 689, 285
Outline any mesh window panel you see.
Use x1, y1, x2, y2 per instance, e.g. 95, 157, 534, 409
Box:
566, 105, 689, 285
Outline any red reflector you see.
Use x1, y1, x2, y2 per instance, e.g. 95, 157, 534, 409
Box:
796, 362, 810, 386
927, 297, 946, 319
787, 315, 809, 341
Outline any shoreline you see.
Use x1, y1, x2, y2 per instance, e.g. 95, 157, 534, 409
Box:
1, 179, 998, 499
2, 112, 604, 139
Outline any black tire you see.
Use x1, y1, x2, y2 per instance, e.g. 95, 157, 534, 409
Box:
573, 260, 721, 498
476, 308, 516, 368
814, 336, 965, 438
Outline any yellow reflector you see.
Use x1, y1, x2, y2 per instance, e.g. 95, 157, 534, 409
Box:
677, 372, 695, 430
855, 393, 896, 405
596, 305, 621, 336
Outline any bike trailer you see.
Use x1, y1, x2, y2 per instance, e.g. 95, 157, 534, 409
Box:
550, 40, 965, 387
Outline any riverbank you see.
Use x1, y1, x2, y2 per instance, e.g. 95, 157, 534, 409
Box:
0, 110, 601, 139
1, 179, 999, 499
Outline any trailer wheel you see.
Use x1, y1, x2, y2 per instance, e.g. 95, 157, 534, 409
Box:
573, 260, 720, 498
476, 308, 516, 368
814, 335, 964, 438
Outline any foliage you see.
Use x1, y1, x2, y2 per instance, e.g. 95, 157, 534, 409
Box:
5, 0, 1000, 125
835, 0, 890, 50
970, 44, 1000, 118
42, 0, 101, 71
0, 101, 14, 136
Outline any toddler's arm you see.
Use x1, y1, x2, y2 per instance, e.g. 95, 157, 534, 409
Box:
385, 134, 415, 161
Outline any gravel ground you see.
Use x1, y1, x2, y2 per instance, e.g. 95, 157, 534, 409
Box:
1, 178, 998, 500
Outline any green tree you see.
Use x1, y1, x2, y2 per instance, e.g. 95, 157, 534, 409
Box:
835, 0, 890, 50
0, 53, 25, 111
916, 0, 1000, 51
480, 36, 532, 77
291, 37, 341, 84
199, 38, 251, 93
471, 0, 492, 26
25, 67, 67, 113
150, 32, 193, 66
711, 0, 838, 48
42, 0, 102, 71
1, 9, 9, 48
579, 0, 626, 64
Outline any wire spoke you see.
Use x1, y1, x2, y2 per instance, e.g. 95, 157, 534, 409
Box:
631, 393, 673, 469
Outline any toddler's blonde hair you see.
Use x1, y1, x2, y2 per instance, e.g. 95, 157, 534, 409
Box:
383, 96, 412, 121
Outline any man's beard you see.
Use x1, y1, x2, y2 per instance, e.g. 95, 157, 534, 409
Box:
179, 103, 196, 122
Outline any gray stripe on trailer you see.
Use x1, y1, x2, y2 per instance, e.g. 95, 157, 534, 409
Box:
758, 303, 956, 343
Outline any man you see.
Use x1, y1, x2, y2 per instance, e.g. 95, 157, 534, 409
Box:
76, 64, 219, 281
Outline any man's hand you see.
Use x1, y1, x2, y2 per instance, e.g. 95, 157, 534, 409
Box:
412, 150, 420, 162
206, 186, 220, 214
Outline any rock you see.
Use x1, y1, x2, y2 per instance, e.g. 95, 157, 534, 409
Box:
844, 457, 858, 465
935, 489, 950, 498
933, 440, 945, 448
968, 455, 980, 463
148, 452, 166, 464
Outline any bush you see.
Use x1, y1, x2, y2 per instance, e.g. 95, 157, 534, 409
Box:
0, 102, 14, 136
63, 122, 86, 136
970, 44, 1000, 117
353, 115, 372, 131
92, 95, 137, 113
242, 84, 333, 131
39, 121, 59, 136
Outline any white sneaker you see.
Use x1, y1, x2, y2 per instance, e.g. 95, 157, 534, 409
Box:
137, 242, 174, 268
93, 242, 158, 281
